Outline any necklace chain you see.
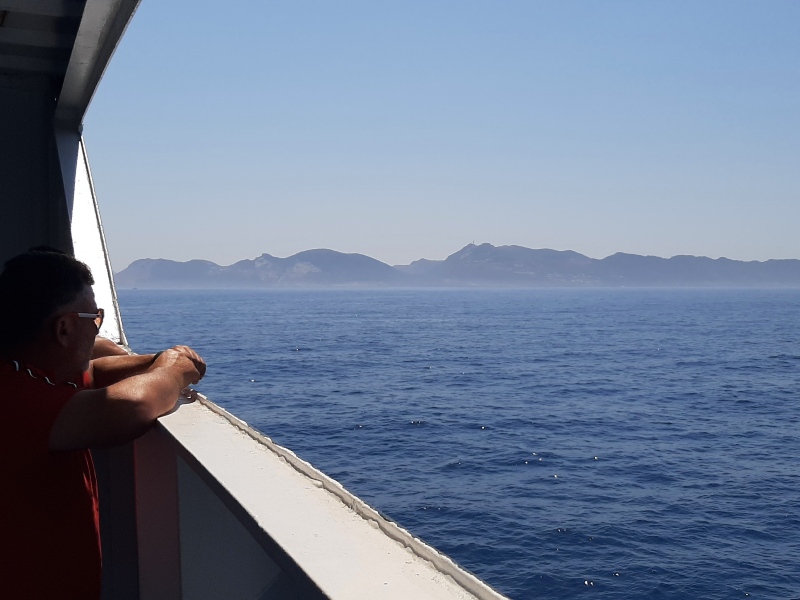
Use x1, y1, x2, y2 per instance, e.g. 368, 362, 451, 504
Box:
9, 359, 79, 388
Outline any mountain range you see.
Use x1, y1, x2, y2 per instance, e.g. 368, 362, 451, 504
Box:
114, 243, 800, 289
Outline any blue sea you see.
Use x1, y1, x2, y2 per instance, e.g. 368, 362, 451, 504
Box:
118, 288, 800, 599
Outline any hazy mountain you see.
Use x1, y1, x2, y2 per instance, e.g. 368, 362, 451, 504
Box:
115, 243, 800, 288
115, 259, 223, 288
396, 244, 800, 287
402, 244, 599, 285
115, 249, 407, 288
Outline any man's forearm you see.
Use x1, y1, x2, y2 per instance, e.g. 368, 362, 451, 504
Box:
91, 354, 157, 388
51, 347, 204, 451
51, 365, 196, 450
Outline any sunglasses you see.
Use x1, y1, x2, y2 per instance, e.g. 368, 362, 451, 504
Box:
70, 308, 105, 331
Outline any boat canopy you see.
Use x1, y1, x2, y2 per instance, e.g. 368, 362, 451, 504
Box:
0, 0, 137, 341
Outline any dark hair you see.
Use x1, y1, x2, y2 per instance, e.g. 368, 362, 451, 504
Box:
0, 248, 94, 352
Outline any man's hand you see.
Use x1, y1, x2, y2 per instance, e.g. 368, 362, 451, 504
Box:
151, 345, 206, 388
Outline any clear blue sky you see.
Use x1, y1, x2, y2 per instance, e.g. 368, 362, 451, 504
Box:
84, 0, 800, 270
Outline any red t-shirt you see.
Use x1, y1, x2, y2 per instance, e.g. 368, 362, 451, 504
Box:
0, 360, 101, 600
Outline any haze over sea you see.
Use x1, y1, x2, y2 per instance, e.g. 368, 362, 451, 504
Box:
118, 288, 800, 599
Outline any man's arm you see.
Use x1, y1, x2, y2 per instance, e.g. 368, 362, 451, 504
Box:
49, 346, 206, 451
92, 336, 129, 359
90, 353, 157, 388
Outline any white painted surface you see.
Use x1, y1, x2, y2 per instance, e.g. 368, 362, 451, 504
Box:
157, 399, 509, 600
70, 137, 125, 344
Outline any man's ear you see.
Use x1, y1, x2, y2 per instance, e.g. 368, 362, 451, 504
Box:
51, 315, 74, 348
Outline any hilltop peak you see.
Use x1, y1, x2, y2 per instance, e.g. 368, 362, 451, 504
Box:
447, 242, 496, 260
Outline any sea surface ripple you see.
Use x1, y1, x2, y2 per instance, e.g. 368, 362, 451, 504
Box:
118, 288, 800, 599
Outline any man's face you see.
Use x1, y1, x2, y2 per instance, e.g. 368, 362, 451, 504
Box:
60, 286, 100, 374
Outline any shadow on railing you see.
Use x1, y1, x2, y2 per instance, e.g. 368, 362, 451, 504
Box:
96, 406, 326, 600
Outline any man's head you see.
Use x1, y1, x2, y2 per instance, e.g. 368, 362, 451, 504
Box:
0, 248, 97, 369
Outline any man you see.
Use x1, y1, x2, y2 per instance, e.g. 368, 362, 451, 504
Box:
0, 248, 206, 599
